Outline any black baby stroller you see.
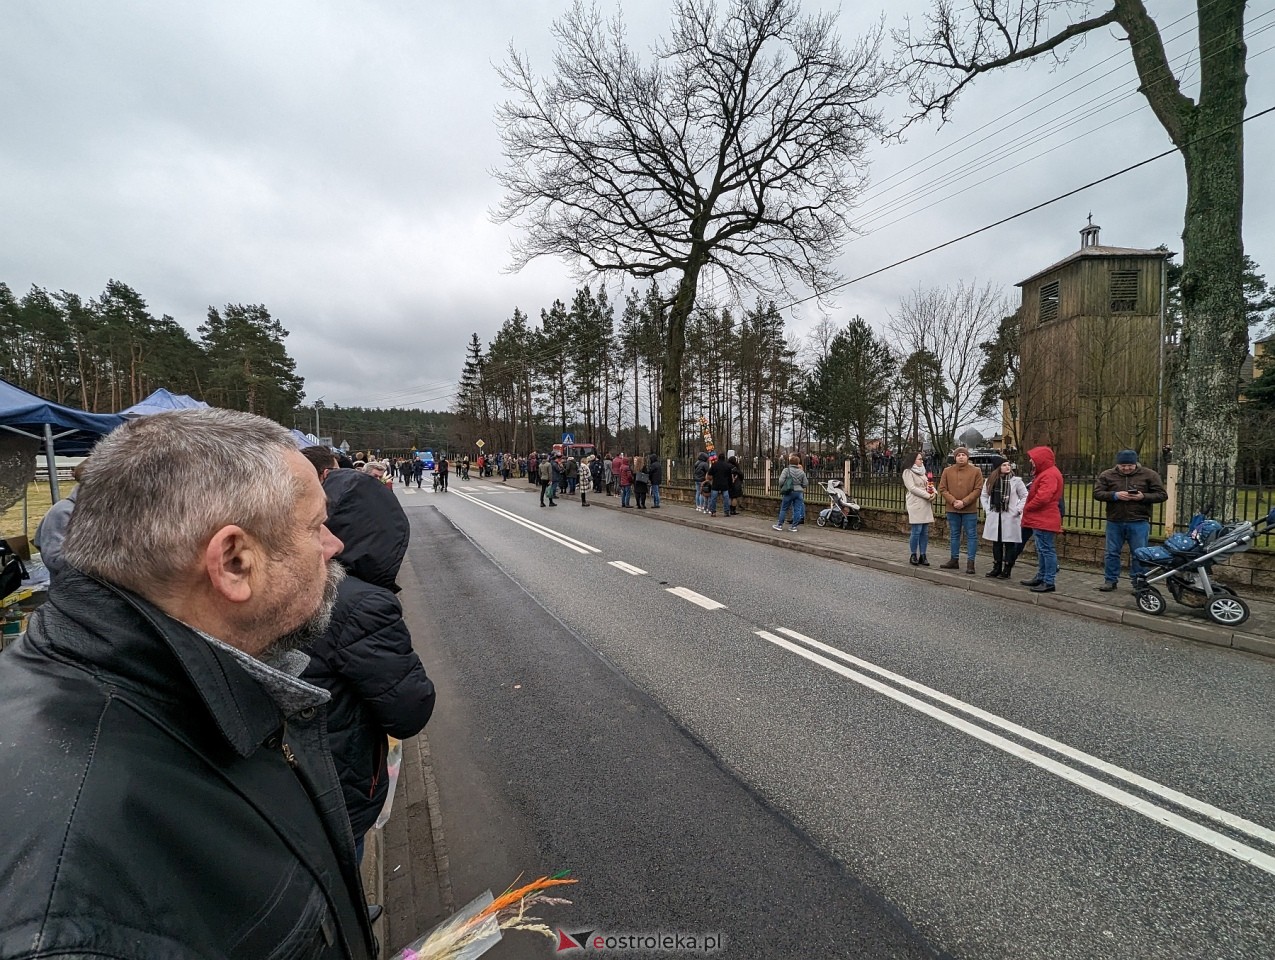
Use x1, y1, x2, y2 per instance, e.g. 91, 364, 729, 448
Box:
815, 480, 863, 530
1131, 507, 1275, 626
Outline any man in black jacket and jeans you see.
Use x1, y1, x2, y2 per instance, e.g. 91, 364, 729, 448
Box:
306, 468, 436, 864
0, 408, 375, 959
707, 452, 734, 517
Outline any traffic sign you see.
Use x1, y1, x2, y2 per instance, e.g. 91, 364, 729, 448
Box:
562, 432, 574, 444
475, 439, 486, 448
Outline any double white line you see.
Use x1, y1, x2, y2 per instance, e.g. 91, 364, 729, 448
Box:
449, 490, 601, 555
756, 627, 1275, 877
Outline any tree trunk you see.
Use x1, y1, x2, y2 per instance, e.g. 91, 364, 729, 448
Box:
659, 251, 706, 463
1165, 0, 1246, 512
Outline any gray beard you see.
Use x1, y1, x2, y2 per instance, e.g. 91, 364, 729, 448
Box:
262, 560, 345, 658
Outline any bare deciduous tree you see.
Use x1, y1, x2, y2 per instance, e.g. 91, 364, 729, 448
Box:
894, 0, 1249, 507
494, 0, 890, 461
889, 280, 1006, 458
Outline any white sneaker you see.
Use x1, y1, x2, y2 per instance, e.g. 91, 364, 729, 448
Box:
789, 525, 799, 532
772, 523, 783, 531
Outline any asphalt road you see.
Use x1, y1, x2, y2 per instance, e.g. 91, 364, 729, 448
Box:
398, 479, 1275, 959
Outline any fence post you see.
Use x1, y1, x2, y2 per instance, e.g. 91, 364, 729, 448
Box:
764, 458, 771, 494
1164, 463, 1179, 535
844, 459, 851, 494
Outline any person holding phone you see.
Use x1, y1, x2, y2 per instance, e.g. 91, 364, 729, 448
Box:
1093, 449, 1166, 591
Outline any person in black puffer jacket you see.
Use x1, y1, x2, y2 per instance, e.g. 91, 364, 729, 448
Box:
305, 469, 436, 861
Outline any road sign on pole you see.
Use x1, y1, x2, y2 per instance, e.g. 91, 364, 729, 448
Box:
476, 439, 486, 449
562, 432, 574, 444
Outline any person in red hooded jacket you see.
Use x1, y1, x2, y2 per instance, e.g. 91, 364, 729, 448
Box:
1020, 445, 1064, 593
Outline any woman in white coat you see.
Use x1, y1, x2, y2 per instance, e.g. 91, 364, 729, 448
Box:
902, 450, 936, 566
980, 456, 1028, 579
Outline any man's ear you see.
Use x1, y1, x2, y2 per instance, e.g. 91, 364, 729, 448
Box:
203, 525, 256, 604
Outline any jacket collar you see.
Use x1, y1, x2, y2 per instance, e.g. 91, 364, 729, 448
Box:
35, 568, 295, 758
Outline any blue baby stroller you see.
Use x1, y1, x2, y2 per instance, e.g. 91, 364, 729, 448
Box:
1131, 507, 1275, 626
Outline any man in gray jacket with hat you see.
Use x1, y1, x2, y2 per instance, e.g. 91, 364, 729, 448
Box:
1093, 449, 1167, 592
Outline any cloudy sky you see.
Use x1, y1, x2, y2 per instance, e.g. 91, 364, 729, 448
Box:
3, 0, 1272, 415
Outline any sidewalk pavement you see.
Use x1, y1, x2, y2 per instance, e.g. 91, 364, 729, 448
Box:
362, 549, 452, 955
528, 481, 1275, 660
363, 732, 450, 954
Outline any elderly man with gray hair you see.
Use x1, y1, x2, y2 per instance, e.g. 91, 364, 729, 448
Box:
0, 409, 375, 959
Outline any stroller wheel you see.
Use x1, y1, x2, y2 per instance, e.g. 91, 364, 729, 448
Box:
1135, 587, 1166, 616
847, 515, 862, 530
816, 514, 828, 527
1206, 595, 1249, 627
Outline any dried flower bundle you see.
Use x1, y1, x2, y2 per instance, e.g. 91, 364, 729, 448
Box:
398, 873, 577, 960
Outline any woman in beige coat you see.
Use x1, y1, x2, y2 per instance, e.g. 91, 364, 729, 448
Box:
902, 450, 936, 566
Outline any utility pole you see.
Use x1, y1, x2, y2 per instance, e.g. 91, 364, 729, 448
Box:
314, 397, 325, 440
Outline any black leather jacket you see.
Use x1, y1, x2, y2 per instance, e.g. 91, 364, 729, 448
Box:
0, 569, 374, 959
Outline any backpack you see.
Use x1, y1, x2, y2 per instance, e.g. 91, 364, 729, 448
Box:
779, 469, 794, 495
0, 539, 28, 600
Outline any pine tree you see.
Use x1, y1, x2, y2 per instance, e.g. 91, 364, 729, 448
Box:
455, 333, 489, 448
199, 304, 303, 421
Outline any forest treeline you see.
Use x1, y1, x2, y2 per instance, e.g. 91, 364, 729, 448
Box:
454, 279, 1014, 463
455, 263, 1275, 469
0, 278, 462, 453
0, 279, 303, 424
5, 273, 1271, 467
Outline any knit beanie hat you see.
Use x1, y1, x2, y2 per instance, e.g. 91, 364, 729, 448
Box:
1116, 449, 1139, 464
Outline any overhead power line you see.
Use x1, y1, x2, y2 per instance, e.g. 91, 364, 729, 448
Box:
781, 104, 1275, 311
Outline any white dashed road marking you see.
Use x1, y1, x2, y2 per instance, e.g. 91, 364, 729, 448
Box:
666, 587, 725, 610
608, 561, 647, 576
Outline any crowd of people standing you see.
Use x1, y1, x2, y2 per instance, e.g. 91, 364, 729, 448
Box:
902, 444, 1165, 594
358, 441, 1165, 601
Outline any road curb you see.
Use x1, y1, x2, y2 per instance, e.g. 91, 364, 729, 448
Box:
1234, 631, 1275, 657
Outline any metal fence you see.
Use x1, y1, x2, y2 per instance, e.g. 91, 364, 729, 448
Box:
1169, 462, 1274, 530
662, 457, 1274, 548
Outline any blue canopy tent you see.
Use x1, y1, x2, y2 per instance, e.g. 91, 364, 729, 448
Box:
119, 388, 210, 418
0, 377, 125, 501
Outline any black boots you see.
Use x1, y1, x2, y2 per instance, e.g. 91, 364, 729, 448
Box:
917, 554, 930, 566
985, 563, 1003, 578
